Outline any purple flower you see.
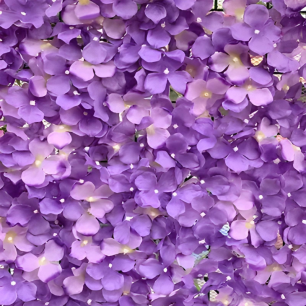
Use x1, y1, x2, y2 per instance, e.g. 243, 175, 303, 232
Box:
0, 0, 306, 304
284, 0, 306, 10
185, 78, 229, 116
20, 139, 53, 186
225, 78, 273, 109
16, 240, 63, 283
231, 4, 281, 55
69, 59, 116, 82
101, 232, 142, 256
143, 50, 192, 94
223, 0, 246, 22
210, 43, 250, 84
71, 181, 114, 219
0, 225, 34, 262
70, 235, 105, 263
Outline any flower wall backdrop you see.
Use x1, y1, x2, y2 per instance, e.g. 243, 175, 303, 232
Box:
1, 0, 306, 305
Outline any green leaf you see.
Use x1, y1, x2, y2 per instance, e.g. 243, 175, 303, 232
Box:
170, 87, 182, 102
194, 279, 202, 292
0, 125, 7, 133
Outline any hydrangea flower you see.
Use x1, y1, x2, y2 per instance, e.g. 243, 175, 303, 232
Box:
0, 0, 306, 305
210, 43, 250, 84
16, 240, 63, 283
231, 4, 281, 55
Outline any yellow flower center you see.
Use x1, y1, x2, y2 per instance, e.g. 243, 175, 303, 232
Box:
200, 91, 212, 98
55, 125, 70, 133
81, 240, 89, 247
235, 8, 244, 21
255, 131, 265, 142
35, 160, 42, 166
282, 84, 290, 91
39, 256, 47, 265
186, 65, 196, 77
231, 55, 242, 66
146, 125, 155, 136
122, 246, 133, 254
34, 155, 44, 167
79, 0, 90, 5
5, 231, 16, 243
245, 220, 254, 230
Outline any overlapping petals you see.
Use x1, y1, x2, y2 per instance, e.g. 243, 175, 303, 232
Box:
0, 0, 306, 305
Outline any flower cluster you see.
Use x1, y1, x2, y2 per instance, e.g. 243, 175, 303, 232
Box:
1, 0, 306, 305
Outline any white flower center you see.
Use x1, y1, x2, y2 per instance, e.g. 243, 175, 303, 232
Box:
11, 281, 16, 286
30, 100, 36, 106
21, 12, 26, 15
254, 29, 260, 34
154, 189, 159, 194
196, 17, 202, 23
259, 195, 263, 200
164, 68, 170, 75
65, 70, 70, 75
